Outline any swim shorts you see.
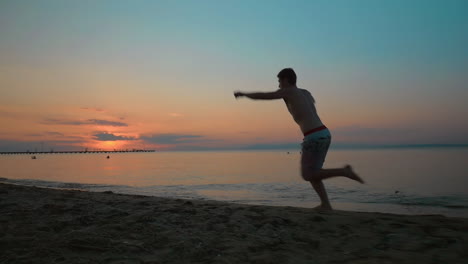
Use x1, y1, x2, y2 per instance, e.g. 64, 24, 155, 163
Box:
300, 127, 331, 181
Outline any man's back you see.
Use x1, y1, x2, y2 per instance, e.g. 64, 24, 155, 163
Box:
283, 87, 324, 134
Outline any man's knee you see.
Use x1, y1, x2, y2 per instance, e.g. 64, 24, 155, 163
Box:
301, 167, 322, 181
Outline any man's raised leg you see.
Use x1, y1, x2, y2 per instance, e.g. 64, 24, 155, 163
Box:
310, 165, 365, 183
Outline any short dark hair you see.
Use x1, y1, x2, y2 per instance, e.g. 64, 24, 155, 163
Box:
277, 68, 297, 85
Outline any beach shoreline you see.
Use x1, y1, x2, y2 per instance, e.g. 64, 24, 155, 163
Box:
1, 182, 466, 263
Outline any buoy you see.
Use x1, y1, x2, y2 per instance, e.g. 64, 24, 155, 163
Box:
106, 155, 110, 159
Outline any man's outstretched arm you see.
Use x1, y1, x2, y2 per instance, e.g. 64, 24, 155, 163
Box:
234, 89, 290, 100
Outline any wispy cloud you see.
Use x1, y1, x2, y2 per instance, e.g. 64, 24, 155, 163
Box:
93, 132, 136, 141
168, 113, 183, 117
44, 131, 64, 136
140, 133, 203, 144
24, 131, 65, 137
80, 107, 105, 112
24, 133, 43, 137
88, 119, 128, 127
42, 118, 128, 127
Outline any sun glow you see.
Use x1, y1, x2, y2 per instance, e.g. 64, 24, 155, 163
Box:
97, 141, 120, 150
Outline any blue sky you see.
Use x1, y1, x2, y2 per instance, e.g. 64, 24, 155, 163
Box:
0, 0, 467, 151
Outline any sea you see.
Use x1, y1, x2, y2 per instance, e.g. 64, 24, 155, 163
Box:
1, 148, 467, 218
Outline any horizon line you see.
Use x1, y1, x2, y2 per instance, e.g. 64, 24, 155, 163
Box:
1, 143, 467, 153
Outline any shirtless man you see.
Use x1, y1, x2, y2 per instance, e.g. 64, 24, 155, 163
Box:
234, 68, 364, 211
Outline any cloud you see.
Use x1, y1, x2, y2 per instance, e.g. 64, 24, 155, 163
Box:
24, 133, 43, 137
168, 113, 183, 117
0, 139, 85, 152
80, 107, 104, 112
44, 131, 64, 136
93, 132, 136, 141
24, 131, 64, 137
140, 133, 203, 144
42, 118, 128, 127
87, 119, 128, 127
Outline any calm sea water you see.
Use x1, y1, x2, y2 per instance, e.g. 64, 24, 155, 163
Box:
1, 148, 467, 218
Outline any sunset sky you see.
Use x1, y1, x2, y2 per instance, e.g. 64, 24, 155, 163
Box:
1, 0, 467, 151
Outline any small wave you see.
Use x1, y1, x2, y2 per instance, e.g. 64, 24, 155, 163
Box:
0, 177, 117, 191
362, 194, 468, 210
2, 177, 467, 214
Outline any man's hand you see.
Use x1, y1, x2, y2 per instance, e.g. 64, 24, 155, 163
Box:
234, 91, 244, 98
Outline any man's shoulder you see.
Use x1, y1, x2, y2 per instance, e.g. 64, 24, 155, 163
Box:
275, 88, 294, 94
275, 87, 308, 98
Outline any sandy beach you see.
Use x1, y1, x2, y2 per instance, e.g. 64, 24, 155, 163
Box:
0, 183, 467, 264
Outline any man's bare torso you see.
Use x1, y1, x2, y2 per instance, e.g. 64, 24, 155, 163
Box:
283, 87, 324, 134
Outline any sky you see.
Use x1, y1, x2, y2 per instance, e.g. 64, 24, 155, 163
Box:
0, 0, 467, 151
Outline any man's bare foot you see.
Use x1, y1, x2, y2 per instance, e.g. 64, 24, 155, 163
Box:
344, 165, 365, 184
312, 204, 333, 212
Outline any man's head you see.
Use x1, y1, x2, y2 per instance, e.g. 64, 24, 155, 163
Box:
277, 68, 297, 89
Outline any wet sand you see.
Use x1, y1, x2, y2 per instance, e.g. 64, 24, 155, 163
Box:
0, 182, 467, 263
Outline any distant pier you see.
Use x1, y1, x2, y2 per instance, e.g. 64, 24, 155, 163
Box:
0, 150, 156, 155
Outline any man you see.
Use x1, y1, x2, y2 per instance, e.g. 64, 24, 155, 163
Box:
234, 68, 364, 211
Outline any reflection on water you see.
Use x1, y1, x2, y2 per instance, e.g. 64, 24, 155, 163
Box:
1, 148, 467, 217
